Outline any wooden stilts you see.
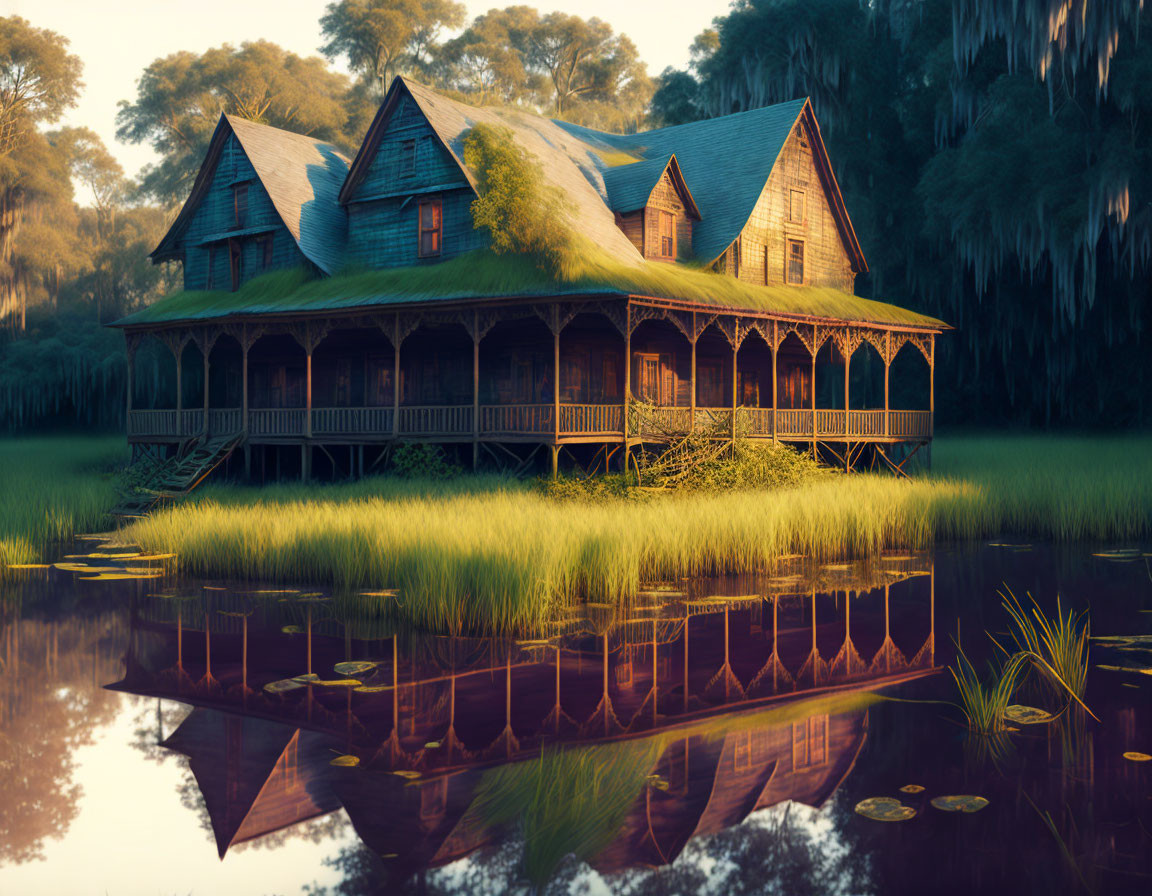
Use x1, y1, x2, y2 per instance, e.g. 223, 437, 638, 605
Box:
771, 320, 778, 444
623, 301, 631, 474
689, 312, 697, 433
843, 330, 851, 473
731, 335, 738, 442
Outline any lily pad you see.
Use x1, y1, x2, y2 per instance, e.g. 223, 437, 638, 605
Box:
263, 679, 306, 695
291, 673, 321, 684
425, 741, 442, 749
310, 678, 361, 688
391, 770, 422, 780
930, 795, 989, 813
1122, 751, 1151, 762
281, 625, 304, 634
855, 797, 916, 821
6, 563, 50, 569
1003, 705, 1054, 725
353, 684, 392, 694
1092, 549, 1141, 560
899, 784, 925, 794
329, 755, 360, 767
334, 661, 378, 676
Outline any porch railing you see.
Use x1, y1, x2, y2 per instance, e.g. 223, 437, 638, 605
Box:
126, 406, 934, 442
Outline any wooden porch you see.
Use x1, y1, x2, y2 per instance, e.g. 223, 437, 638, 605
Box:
122, 295, 939, 477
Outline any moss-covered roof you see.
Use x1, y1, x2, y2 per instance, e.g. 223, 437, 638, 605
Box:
115, 246, 948, 331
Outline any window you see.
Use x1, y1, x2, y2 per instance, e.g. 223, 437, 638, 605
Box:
418, 200, 442, 257
233, 183, 248, 229
229, 239, 243, 291
792, 715, 829, 770
789, 189, 805, 224
659, 211, 675, 258
256, 234, 274, 272
206, 247, 217, 289
636, 353, 661, 403
401, 140, 416, 175
786, 239, 804, 285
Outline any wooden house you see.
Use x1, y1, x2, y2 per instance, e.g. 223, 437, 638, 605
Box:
114, 77, 948, 478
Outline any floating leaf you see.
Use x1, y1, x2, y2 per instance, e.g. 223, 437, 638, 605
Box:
585, 602, 615, 609
247, 589, 299, 595
263, 679, 305, 695
855, 797, 916, 821
358, 590, 399, 598
1092, 549, 1141, 560
636, 589, 687, 598
899, 784, 925, 794
646, 774, 670, 791
1121, 683, 1140, 689
391, 770, 421, 780
425, 741, 442, 749
281, 625, 304, 634
291, 673, 321, 684
311, 678, 361, 688
930, 795, 989, 813
6, 563, 49, 569
203, 585, 228, 591
334, 661, 378, 676
330, 755, 360, 767
354, 684, 392, 694
1003, 705, 1054, 725
1123, 751, 1151, 762
79, 571, 165, 581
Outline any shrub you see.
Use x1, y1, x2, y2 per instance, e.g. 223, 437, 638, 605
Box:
389, 443, 461, 480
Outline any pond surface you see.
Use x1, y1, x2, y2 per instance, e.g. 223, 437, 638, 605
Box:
0, 543, 1149, 895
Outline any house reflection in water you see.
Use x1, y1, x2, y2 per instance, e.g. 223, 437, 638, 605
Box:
108, 557, 936, 879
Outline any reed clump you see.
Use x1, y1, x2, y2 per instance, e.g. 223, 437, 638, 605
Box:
0, 437, 126, 569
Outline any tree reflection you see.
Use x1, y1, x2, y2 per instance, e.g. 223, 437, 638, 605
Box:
0, 609, 125, 864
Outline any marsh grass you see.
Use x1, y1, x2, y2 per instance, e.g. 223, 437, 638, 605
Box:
950, 644, 1028, 733
0, 437, 126, 569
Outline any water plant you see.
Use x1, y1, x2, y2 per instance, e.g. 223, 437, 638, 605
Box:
949, 642, 1028, 733
998, 587, 1090, 701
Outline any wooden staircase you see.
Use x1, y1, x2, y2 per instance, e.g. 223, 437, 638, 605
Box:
112, 433, 244, 518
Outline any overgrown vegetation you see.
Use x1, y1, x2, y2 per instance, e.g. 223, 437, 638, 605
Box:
0, 437, 125, 569
462, 123, 573, 272
951, 589, 1095, 733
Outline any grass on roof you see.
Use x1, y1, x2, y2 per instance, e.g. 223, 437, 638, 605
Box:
118, 240, 947, 329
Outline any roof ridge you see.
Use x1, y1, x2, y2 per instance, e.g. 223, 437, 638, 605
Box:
224, 113, 351, 161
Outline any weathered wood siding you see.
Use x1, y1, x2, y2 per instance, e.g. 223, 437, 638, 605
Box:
345, 95, 487, 267
643, 170, 694, 262
180, 133, 305, 291
734, 120, 855, 290
615, 210, 645, 254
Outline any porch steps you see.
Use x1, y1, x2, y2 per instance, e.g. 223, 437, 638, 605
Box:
112, 433, 244, 518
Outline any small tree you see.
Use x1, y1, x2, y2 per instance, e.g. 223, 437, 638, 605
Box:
462, 123, 572, 271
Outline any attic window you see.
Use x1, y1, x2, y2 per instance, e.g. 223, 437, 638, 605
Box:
401, 140, 416, 176
418, 199, 442, 257
789, 189, 805, 224
786, 239, 804, 285
658, 211, 675, 259
233, 183, 248, 229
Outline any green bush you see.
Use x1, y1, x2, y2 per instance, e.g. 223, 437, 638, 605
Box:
389, 443, 461, 480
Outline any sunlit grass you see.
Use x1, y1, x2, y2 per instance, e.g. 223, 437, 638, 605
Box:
0, 437, 126, 569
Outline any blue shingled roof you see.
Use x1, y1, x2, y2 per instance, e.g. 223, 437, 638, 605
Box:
555, 100, 809, 264
601, 155, 675, 213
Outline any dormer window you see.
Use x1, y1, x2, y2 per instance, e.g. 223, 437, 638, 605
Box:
419, 199, 442, 257
658, 211, 675, 259
786, 239, 805, 285
233, 183, 248, 229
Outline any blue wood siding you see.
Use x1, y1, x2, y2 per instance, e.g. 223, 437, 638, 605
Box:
345, 95, 487, 268
179, 133, 305, 291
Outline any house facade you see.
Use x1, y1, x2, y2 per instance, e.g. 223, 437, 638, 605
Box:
116, 77, 947, 479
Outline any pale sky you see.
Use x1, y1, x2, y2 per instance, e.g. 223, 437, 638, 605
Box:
12, 0, 735, 187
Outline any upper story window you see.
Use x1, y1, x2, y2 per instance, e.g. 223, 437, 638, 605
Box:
658, 211, 675, 259
786, 239, 805, 285
419, 199, 442, 257
233, 183, 248, 229
789, 189, 805, 224
229, 239, 243, 291
401, 140, 416, 176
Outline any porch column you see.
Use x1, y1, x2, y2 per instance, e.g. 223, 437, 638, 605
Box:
472, 310, 480, 471
553, 305, 560, 477
303, 345, 312, 481
173, 336, 183, 426
810, 324, 817, 458
242, 327, 251, 478
770, 320, 778, 444
202, 338, 211, 435
392, 313, 401, 440
884, 331, 890, 437
929, 335, 935, 437
689, 312, 697, 433
730, 330, 738, 442
623, 302, 631, 474
124, 334, 136, 430
843, 328, 850, 472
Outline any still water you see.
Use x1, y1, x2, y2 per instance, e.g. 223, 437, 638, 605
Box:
0, 544, 1149, 895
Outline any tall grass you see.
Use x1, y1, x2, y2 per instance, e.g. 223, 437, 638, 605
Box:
0, 437, 126, 568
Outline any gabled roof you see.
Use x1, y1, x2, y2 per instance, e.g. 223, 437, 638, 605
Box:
556, 99, 865, 271
340, 77, 643, 263
602, 154, 701, 219
152, 115, 351, 275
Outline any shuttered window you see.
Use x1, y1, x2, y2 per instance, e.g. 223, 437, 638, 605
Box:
419, 200, 442, 257
786, 239, 804, 285
659, 211, 675, 258
233, 183, 248, 229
